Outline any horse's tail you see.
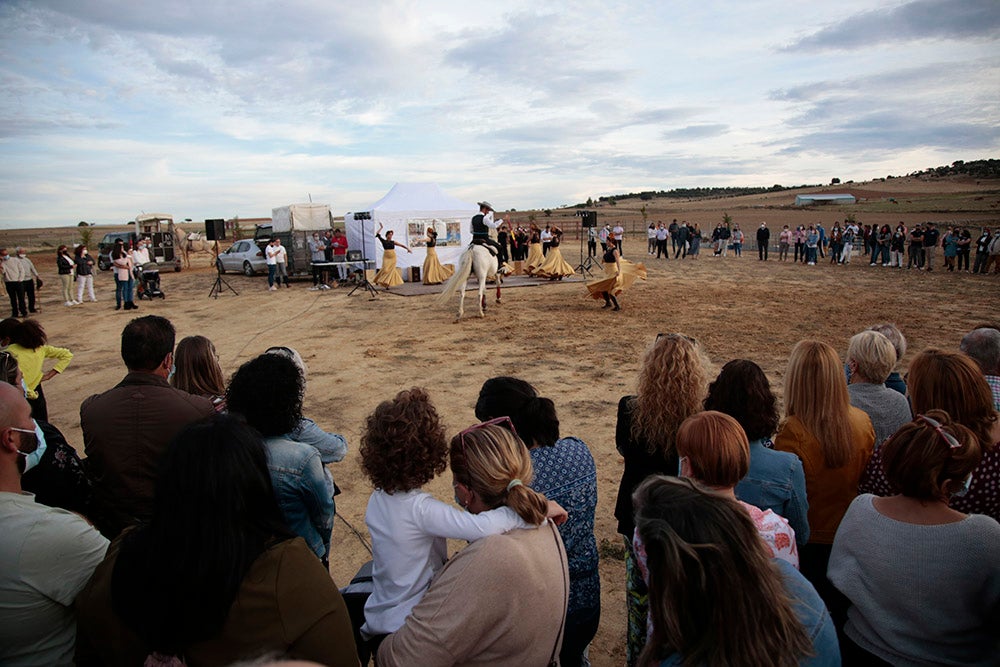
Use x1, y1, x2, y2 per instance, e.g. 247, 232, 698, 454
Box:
436, 247, 473, 304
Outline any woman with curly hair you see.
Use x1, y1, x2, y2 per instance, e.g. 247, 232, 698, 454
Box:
614, 333, 710, 666
632, 476, 837, 667
226, 353, 334, 563
378, 422, 569, 667
358, 388, 539, 655
832, 411, 1000, 666
860, 348, 1000, 521
170, 335, 227, 410
0, 317, 72, 421
773, 340, 875, 620
704, 359, 809, 545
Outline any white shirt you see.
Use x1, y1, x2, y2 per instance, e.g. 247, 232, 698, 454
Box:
540, 229, 553, 243
482, 211, 502, 230
0, 492, 109, 666
131, 247, 151, 265
265, 244, 286, 265
363, 489, 528, 637
613, 225, 624, 240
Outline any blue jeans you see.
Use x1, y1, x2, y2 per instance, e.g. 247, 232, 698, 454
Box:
267, 264, 277, 287
114, 276, 133, 306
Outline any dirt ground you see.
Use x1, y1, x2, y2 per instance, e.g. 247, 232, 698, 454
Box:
3, 178, 999, 665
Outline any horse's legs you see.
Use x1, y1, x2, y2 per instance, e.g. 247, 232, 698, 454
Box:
495, 275, 502, 303
457, 287, 465, 320
478, 275, 487, 317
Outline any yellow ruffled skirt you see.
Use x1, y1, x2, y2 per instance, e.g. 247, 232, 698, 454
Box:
422, 246, 454, 285
586, 260, 647, 299
534, 246, 576, 279
525, 242, 545, 274
374, 249, 404, 288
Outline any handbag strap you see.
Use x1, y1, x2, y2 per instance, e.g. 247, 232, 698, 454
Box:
547, 520, 569, 667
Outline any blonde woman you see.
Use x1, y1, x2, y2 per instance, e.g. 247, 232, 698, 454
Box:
377, 422, 569, 667
773, 340, 875, 620
614, 333, 710, 666
420, 226, 454, 285
373, 223, 412, 289
845, 330, 912, 448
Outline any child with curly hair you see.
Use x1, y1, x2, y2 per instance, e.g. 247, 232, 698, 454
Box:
359, 388, 540, 648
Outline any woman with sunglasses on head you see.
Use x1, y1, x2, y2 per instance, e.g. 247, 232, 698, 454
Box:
632, 475, 839, 667
475, 376, 599, 667
773, 340, 875, 621
358, 390, 563, 662
377, 421, 569, 667
860, 348, 1000, 521
830, 411, 1000, 665
614, 332, 711, 666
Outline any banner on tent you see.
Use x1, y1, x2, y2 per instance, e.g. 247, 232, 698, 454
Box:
407, 217, 464, 247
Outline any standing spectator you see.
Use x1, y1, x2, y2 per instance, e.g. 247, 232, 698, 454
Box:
793, 225, 806, 263
731, 224, 744, 257
804, 225, 819, 265
668, 219, 679, 254
496, 222, 510, 266
870, 224, 890, 266
56, 246, 76, 307
14, 248, 41, 315
266, 237, 290, 290
704, 359, 810, 545
73, 244, 96, 303
718, 223, 731, 257
889, 224, 907, 268
830, 412, 1000, 666
598, 223, 611, 253
779, 225, 792, 261
756, 222, 770, 260
816, 222, 826, 259
308, 232, 329, 290
476, 377, 600, 667
111, 239, 137, 311
0, 382, 110, 667
614, 333, 709, 665
646, 223, 656, 255
81, 316, 215, 538
773, 340, 875, 619
942, 226, 959, 271
956, 226, 972, 272
75, 415, 359, 667
2, 248, 28, 318
655, 222, 669, 259
330, 228, 349, 282
613, 222, 625, 254
989, 228, 1000, 274
0, 318, 72, 422
845, 330, 913, 448
828, 223, 843, 264
842, 219, 858, 263
688, 223, 702, 257
906, 223, 925, 269
586, 224, 597, 258
863, 224, 875, 257
960, 327, 1000, 411
540, 224, 553, 256
922, 222, 940, 271
972, 227, 992, 274
674, 222, 689, 259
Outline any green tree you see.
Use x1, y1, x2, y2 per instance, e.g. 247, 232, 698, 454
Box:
722, 212, 733, 228
78, 226, 93, 248
640, 205, 648, 224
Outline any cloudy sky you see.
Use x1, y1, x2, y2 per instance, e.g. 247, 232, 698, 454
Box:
1, 0, 998, 228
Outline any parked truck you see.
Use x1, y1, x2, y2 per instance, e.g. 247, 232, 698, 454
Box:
252, 203, 333, 276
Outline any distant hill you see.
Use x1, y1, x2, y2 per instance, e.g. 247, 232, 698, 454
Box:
906, 159, 1000, 179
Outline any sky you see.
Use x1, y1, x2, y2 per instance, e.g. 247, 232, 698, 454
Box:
1, 0, 998, 228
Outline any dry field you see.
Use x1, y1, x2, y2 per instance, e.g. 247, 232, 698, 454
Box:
1, 176, 998, 665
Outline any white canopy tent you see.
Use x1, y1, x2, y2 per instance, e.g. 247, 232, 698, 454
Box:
344, 183, 477, 279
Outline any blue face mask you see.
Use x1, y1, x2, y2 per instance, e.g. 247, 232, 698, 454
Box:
168, 363, 176, 382
21, 378, 29, 398
10, 422, 45, 474
952, 473, 973, 499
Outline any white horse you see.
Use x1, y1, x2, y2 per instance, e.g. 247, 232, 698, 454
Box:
437, 244, 502, 320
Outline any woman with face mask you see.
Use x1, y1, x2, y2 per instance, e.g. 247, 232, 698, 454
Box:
74, 244, 96, 303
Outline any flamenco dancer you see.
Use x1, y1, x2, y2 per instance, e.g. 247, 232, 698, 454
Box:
524, 223, 545, 275
533, 225, 576, 280
373, 222, 412, 289
421, 226, 454, 285
586, 232, 646, 311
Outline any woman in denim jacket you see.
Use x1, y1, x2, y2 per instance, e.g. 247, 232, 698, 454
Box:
227, 353, 335, 563
705, 359, 809, 545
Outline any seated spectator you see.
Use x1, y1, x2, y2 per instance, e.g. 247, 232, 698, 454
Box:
81, 315, 215, 538
377, 423, 569, 667
830, 411, 1000, 665
704, 359, 809, 544
866, 323, 908, 396
961, 326, 1000, 410
773, 341, 875, 616
0, 318, 73, 422
226, 353, 334, 562
357, 389, 537, 663
0, 381, 109, 667
677, 411, 798, 567
475, 376, 600, 667
170, 335, 227, 410
845, 330, 912, 448
75, 415, 358, 666
264, 346, 348, 501
861, 348, 1000, 521
631, 475, 838, 667
0, 351, 92, 516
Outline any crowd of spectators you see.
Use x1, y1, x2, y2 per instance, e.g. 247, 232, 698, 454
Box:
1, 314, 998, 666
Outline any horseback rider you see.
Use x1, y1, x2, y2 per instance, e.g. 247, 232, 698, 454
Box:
471, 201, 505, 257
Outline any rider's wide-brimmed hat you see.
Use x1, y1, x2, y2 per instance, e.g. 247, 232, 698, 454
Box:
477, 201, 494, 211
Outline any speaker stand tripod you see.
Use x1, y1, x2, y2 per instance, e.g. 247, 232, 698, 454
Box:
208, 240, 238, 299
575, 227, 598, 277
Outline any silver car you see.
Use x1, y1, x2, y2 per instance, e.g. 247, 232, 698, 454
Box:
216, 239, 266, 276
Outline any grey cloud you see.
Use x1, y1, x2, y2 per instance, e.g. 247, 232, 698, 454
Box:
783, 0, 1000, 51
774, 115, 999, 155
662, 124, 729, 140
